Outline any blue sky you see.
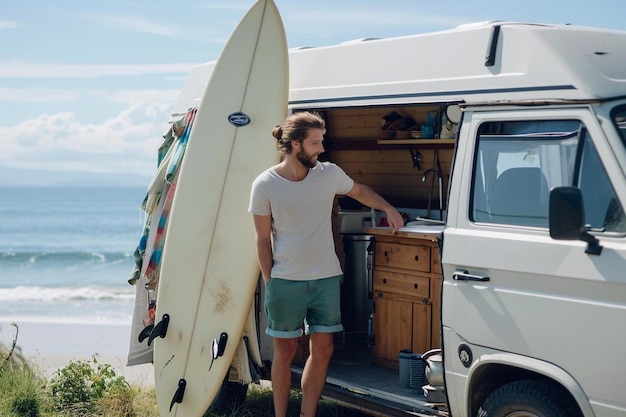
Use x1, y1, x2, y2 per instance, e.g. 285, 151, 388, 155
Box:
1, 0, 623, 186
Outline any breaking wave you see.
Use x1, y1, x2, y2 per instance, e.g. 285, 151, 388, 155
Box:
0, 286, 135, 303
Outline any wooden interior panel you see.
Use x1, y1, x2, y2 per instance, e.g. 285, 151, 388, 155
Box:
412, 303, 432, 354
372, 297, 413, 369
430, 276, 442, 349
326, 106, 442, 140
320, 106, 454, 209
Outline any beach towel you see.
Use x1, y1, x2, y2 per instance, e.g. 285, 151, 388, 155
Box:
127, 109, 195, 285
127, 108, 196, 365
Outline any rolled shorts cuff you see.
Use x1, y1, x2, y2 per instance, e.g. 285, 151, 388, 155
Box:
306, 323, 344, 335
265, 327, 303, 339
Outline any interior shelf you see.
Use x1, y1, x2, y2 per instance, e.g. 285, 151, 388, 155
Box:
329, 138, 456, 151
376, 139, 456, 145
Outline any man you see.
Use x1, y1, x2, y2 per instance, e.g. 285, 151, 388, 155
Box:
249, 111, 403, 417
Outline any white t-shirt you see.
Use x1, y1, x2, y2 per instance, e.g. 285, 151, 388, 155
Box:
249, 161, 354, 281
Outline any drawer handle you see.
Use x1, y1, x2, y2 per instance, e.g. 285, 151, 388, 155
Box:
414, 255, 419, 261
384, 251, 388, 257
414, 283, 418, 289
383, 278, 387, 284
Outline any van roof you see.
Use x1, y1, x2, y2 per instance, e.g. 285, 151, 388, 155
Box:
171, 22, 626, 117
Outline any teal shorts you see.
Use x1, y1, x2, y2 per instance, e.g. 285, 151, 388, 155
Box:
264, 275, 343, 338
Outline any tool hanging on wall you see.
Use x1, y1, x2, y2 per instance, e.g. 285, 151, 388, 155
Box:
426, 152, 436, 218
435, 149, 444, 220
407, 146, 422, 170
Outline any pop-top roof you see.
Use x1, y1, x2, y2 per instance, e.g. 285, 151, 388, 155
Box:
171, 22, 626, 117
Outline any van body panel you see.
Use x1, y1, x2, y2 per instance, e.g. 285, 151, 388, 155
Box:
173, 22, 626, 117
288, 24, 626, 108
442, 328, 598, 417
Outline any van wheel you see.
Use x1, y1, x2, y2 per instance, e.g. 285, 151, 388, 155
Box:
477, 379, 580, 417
204, 379, 248, 416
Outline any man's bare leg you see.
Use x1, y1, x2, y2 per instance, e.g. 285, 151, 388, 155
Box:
272, 337, 297, 417
300, 333, 334, 416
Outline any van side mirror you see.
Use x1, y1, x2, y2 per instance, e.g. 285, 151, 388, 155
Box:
549, 187, 602, 255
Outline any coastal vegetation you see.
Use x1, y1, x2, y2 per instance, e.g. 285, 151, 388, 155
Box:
1, 328, 156, 417
0, 327, 366, 417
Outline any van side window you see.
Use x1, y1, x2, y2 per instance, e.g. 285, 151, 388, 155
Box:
471, 119, 625, 232
471, 120, 579, 227
579, 131, 626, 233
612, 105, 626, 148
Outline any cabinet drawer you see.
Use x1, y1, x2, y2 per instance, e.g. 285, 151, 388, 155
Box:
375, 242, 431, 272
373, 270, 430, 298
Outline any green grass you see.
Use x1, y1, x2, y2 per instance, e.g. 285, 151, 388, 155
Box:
0, 350, 159, 417
1, 338, 368, 417
204, 385, 369, 417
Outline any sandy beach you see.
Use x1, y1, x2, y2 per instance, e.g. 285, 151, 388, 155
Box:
1, 321, 154, 387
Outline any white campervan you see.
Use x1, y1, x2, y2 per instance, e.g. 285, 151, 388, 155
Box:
173, 21, 626, 417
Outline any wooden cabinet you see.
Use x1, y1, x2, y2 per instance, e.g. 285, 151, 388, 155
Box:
366, 229, 442, 369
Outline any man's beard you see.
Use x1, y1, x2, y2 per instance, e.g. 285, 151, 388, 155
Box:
296, 149, 317, 168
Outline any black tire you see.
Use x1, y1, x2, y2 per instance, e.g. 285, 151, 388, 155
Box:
204, 379, 249, 416
477, 379, 581, 417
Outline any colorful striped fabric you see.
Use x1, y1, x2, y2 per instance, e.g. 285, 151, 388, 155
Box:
127, 108, 196, 286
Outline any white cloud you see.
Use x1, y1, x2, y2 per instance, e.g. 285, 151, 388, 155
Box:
0, 103, 173, 176
0, 86, 179, 105
0, 88, 79, 103
282, 9, 466, 38
0, 85, 181, 180
198, 4, 249, 11
0, 21, 17, 30
81, 12, 233, 44
105, 89, 180, 106
83, 14, 188, 39
0, 62, 198, 78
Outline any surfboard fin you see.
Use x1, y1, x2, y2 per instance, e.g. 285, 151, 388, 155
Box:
138, 324, 154, 343
209, 332, 229, 371
169, 378, 186, 412
148, 313, 170, 346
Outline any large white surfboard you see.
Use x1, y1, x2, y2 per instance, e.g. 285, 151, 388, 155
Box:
152, 1, 287, 414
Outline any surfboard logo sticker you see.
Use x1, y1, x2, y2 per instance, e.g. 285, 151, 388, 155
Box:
227, 112, 251, 127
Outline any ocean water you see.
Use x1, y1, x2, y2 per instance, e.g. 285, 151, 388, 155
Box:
0, 186, 147, 326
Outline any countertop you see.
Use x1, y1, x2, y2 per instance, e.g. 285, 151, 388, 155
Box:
363, 224, 444, 240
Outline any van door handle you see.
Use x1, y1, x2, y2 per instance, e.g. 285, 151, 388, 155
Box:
452, 270, 490, 282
